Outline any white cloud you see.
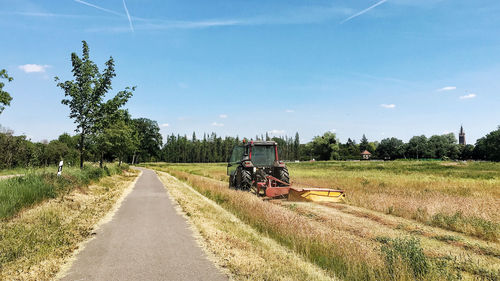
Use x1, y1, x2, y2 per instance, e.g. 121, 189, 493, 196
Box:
212, 122, 224, 127
437, 86, 457, 92
460, 93, 476, 99
285, 109, 294, 113
18, 64, 50, 73
160, 123, 169, 127
380, 104, 396, 109
219, 114, 228, 119
268, 129, 285, 135
330, 129, 336, 133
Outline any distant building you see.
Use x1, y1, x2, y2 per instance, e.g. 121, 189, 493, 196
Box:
361, 150, 372, 160
459, 125, 466, 145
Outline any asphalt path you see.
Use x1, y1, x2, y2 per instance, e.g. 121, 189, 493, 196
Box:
61, 168, 227, 281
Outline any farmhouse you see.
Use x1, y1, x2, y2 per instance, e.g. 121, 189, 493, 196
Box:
361, 150, 372, 160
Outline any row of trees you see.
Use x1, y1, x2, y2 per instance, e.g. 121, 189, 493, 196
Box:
304, 129, 500, 161
0, 117, 163, 170
158, 128, 500, 163
160, 132, 301, 163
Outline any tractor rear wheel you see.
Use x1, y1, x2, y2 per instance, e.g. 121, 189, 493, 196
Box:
278, 167, 290, 185
237, 167, 252, 191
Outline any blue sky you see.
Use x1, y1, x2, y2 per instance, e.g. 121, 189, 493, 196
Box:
0, 0, 499, 144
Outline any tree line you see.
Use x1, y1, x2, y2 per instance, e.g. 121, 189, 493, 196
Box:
304, 130, 500, 161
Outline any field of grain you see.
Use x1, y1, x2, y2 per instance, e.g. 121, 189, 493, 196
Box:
142, 161, 500, 281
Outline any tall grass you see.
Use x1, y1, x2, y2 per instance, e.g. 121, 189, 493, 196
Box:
150, 161, 500, 241
162, 168, 460, 281
0, 164, 127, 220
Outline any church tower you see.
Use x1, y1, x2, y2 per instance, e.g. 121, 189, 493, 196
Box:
459, 125, 466, 145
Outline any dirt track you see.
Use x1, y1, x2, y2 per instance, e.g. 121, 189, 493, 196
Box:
61, 168, 226, 281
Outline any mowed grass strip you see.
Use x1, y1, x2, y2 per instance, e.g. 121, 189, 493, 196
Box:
0, 169, 139, 280
0, 165, 126, 220
156, 171, 336, 281
154, 166, 463, 281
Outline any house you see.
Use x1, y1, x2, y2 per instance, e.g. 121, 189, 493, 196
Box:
361, 150, 372, 160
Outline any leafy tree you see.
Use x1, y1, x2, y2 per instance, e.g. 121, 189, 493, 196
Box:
427, 133, 459, 159
460, 144, 475, 160
406, 135, 428, 159
473, 126, 500, 161
0, 69, 13, 114
310, 132, 339, 160
55, 41, 135, 168
376, 138, 405, 159
103, 119, 138, 166
94, 109, 133, 167
132, 118, 163, 163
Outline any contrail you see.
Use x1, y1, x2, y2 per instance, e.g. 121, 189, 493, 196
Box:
74, 0, 123, 17
340, 0, 387, 24
122, 0, 134, 32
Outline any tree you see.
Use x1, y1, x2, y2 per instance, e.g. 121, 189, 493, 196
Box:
132, 118, 163, 163
103, 119, 138, 166
359, 134, 370, 152
406, 135, 428, 159
427, 133, 459, 159
376, 138, 405, 159
310, 132, 339, 160
0, 69, 13, 114
473, 126, 500, 161
460, 144, 475, 160
293, 132, 300, 160
55, 41, 134, 168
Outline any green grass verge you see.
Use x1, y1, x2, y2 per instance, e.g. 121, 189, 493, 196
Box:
0, 164, 127, 220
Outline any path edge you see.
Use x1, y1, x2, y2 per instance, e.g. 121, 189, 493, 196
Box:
54, 170, 143, 280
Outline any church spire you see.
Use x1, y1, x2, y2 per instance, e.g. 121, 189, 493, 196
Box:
459, 125, 466, 145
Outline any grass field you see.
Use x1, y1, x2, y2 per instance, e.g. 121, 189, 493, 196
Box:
142, 161, 500, 281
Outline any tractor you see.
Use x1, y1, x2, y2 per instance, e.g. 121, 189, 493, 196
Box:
227, 140, 289, 192
227, 140, 346, 201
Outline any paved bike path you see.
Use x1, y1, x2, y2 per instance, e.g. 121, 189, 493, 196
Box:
61, 168, 227, 281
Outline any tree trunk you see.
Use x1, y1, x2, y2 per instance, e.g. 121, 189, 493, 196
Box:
99, 152, 103, 168
79, 132, 85, 169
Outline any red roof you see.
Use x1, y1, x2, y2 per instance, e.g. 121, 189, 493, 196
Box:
361, 150, 372, 155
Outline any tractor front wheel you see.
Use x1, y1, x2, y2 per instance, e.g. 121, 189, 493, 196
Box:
278, 167, 290, 185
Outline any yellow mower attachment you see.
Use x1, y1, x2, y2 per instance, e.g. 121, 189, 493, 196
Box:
288, 187, 346, 203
